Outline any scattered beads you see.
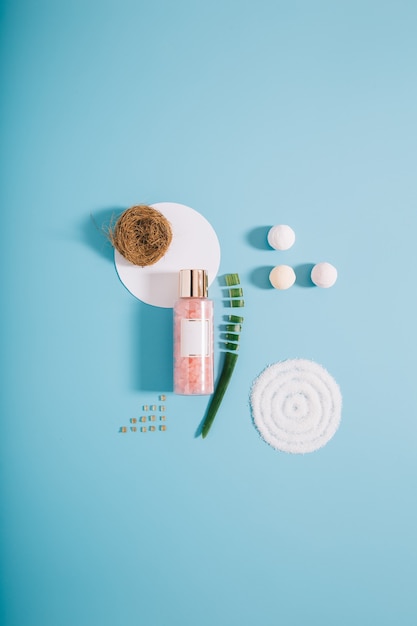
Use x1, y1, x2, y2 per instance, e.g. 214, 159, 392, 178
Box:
119, 393, 168, 435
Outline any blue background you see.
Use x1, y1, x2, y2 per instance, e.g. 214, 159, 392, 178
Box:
1, 1, 417, 625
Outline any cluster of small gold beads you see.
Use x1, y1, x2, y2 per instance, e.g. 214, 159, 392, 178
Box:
119, 395, 167, 434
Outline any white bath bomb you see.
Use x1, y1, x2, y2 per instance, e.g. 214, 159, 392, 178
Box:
269, 265, 296, 290
311, 262, 338, 288
267, 224, 295, 250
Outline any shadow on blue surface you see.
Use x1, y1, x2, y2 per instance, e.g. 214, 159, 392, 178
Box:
83, 207, 125, 262
246, 226, 271, 250
249, 266, 275, 289
82, 207, 174, 391
294, 263, 315, 288
133, 302, 174, 392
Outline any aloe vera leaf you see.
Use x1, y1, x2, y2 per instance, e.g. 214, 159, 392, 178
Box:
200, 273, 244, 439
201, 351, 239, 438
227, 287, 244, 298
224, 273, 240, 286
226, 324, 242, 333
228, 314, 244, 324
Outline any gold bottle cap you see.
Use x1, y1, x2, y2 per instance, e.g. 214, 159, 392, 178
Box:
179, 269, 208, 298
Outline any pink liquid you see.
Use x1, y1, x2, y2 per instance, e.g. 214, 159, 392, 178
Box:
173, 297, 214, 395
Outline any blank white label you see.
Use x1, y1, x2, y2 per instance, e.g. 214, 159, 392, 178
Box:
180, 319, 210, 357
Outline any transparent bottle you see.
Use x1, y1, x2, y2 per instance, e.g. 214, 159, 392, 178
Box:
173, 269, 214, 395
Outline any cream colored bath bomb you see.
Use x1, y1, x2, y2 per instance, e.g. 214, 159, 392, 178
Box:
311, 262, 338, 288
267, 224, 295, 250
269, 265, 296, 290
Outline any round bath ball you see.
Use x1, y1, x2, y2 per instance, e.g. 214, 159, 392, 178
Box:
311, 262, 338, 288
267, 224, 295, 250
269, 265, 296, 290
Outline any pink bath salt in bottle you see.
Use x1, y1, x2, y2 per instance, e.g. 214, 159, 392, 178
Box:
174, 269, 214, 395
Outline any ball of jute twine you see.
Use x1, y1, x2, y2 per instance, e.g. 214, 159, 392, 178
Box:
108, 205, 173, 266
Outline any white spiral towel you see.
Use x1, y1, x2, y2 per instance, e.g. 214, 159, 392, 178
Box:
250, 359, 342, 454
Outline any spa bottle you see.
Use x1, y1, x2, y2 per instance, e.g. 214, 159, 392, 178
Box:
174, 269, 214, 395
